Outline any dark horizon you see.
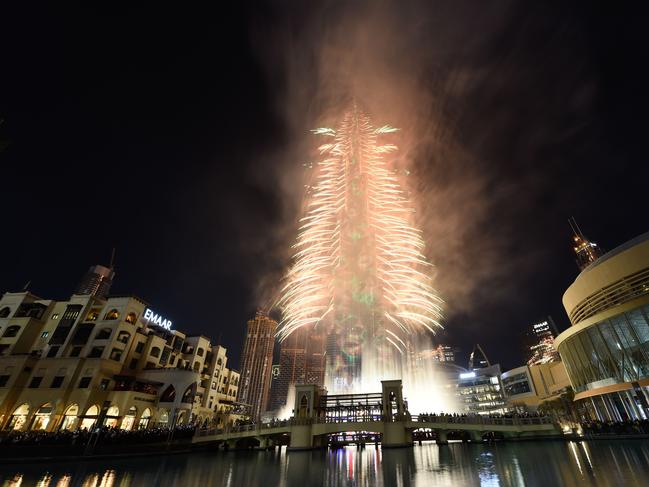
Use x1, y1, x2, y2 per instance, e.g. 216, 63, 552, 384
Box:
1, 2, 648, 370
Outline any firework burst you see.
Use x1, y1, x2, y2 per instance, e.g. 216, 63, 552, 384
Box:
276, 107, 443, 391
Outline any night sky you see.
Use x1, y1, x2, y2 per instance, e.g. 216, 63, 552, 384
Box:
1, 2, 648, 370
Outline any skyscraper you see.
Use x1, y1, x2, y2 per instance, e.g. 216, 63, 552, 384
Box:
468, 344, 490, 370
74, 264, 115, 299
569, 217, 603, 271
526, 317, 560, 365
269, 329, 307, 411
277, 108, 443, 394
269, 327, 327, 411
238, 311, 277, 420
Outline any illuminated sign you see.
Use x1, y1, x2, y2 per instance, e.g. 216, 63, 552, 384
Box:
143, 308, 172, 330
459, 372, 476, 379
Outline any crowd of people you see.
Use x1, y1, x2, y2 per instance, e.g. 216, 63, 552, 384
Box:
0, 424, 196, 447
581, 419, 649, 436
416, 411, 548, 423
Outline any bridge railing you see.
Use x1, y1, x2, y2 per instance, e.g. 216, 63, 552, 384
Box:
194, 413, 555, 438
410, 415, 554, 426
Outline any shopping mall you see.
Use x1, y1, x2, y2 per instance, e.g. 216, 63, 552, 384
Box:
555, 231, 649, 421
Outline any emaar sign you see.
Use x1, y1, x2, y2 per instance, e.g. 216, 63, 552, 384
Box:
143, 308, 172, 330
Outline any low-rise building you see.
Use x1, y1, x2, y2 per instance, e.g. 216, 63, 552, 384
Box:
501, 361, 571, 413
0, 284, 244, 432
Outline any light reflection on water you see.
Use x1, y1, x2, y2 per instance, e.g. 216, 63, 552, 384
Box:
2, 441, 649, 487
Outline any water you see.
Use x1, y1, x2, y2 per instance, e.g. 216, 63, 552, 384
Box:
2, 440, 649, 486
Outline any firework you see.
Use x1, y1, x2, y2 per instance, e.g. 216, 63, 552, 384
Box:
277, 107, 443, 393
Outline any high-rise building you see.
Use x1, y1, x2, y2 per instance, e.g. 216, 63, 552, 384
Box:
75, 264, 115, 299
432, 344, 456, 363
526, 317, 560, 366
468, 344, 490, 370
569, 217, 603, 271
269, 329, 307, 411
269, 327, 327, 412
277, 108, 443, 394
238, 311, 277, 420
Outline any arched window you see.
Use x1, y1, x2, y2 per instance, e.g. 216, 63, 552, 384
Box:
216, 358, 222, 366
32, 403, 53, 431
86, 405, 99, 416
60, 404, 79, 431
0, 307, 11, 318
181, 384, 195, 404
8, 403, 29, 430
86, 310, 100, 321
104, 309, 119, 320
125, 312, 137, 324
117, 331, 131, 344
121, 406, 137, 430
299, 395, 308, 417
80, 405, 99, 431
104, 405, 120, 427
158, 409, 169, 426
150, 347, 161, 358
197, 348, 204, 357
160, 385, 176, 402
95, 328, 112, 340
139, 408, 152, 429
3, 325, 20, 338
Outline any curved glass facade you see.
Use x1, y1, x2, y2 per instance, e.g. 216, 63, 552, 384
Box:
558, 304, 649, 393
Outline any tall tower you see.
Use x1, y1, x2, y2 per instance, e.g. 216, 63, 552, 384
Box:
569, 217, 603, 271
269, 328, 307, 411
277, 108, 443, 394
526, 317, 560, 365
468, 344, 490, 370
238, 310, 277, 420
74, 264, 115, 299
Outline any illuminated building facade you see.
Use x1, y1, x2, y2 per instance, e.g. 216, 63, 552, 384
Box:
75, 264, 115, 300
502, 362, 571, 412
456, 364, 507, 415
556, 231, 649, 421
0, 286, 243, 433
527, 317, 561, 365
569, 217, 603, 271
238, 311, 277, 420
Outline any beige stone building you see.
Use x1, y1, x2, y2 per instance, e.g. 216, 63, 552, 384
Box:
0, 290, 243, 432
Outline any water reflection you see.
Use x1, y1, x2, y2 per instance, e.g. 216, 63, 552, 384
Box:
2, 441, 649, 486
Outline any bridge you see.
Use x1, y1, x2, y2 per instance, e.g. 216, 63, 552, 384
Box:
193, 380, 561, 450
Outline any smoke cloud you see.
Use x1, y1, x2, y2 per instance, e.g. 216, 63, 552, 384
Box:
244, 0, 597, 342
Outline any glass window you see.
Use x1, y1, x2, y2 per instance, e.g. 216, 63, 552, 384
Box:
29, 376, 43, 388
3, 326, 20, 338
95, 328, 112, 340
0, 375, 10, 387
88, 346, 104, 358
104, 309, 119, 320
40, 331, 49, 338
78, 377, 92, 388
51, 376, 64, 388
